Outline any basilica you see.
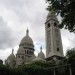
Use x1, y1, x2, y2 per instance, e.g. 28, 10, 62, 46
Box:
5, 11, 64, 68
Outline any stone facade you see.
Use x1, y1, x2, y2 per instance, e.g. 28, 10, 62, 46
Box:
5, 11, 64, 68
5, 49, 16, 68
16, 29, 35, 67
45, 11, 64, 60
5, 29, 45, 68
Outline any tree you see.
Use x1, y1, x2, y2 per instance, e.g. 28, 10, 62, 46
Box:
65, 48, 75, 75
46, 0, 75, 32
66, 48, 75, 64
0, 59, 3, 64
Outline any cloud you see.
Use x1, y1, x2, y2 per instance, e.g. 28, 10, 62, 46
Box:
0, 0, 48, 61
61, 29, 75, 55
0, 16, 18, 49
0, 0, 75, 61
0, 0, 48, 46
8, 0, 47, 46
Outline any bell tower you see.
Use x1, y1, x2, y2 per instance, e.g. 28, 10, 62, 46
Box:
45, 11, 64, 60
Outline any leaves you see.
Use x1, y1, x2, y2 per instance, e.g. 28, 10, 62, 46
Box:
46, 0, 75, 32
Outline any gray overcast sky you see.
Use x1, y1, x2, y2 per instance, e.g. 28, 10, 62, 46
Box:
0, 0, 75, 62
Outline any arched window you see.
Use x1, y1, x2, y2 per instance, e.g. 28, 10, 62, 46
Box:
57, 47, 59, 51
47, 23, 50, 28
54, 22, 57, 27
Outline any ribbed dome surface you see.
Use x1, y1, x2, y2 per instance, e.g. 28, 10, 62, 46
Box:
20, 35, 33, 45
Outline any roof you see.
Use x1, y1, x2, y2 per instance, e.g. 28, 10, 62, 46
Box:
32, 56, 45, 61
20, 29, 33, 45
7, 49, 16, 61
38, 51, 45, 59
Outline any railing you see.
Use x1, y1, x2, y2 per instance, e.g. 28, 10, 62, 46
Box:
47, 64, 72, 75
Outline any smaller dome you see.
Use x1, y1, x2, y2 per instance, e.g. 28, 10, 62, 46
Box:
7, 54, 15, 60
38, 51, 45, 59
17, 47, 24, 54
38, 47, 45, 59
7, 49, 16, 61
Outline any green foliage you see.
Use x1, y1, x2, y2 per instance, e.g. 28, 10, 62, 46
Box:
21, 61, 54, 75
23, 61, 55, 68
46, 0, 75, 32
0, 60, 3, 64
66, 48, 75, 64
0, 61, 55, 75
0, 64, 23, 75
66, 48, 75, 57
0, 56, 75, 75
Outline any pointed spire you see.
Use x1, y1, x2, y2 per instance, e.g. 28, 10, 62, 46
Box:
26, 28, 29, 36
12, 49, 14, 54
40, 46, 42, 52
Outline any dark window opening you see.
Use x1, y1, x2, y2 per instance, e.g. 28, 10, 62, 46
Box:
54, 22, 57, 27
57, 48, 59, 51
47, 23, 50, 28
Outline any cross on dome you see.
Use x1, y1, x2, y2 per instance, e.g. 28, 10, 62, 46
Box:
40, 46, 42, 52
12, 49, 14, 54
26, 28, 29, 36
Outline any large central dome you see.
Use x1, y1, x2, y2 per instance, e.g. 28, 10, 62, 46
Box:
20, 29, 33, 45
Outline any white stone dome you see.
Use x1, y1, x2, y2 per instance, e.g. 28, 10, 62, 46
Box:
20, 29, 33, 45
17, 47, 24, 54
7, 54, 15, 60
38, 51, 45, 59
20, 35, 33, 45
38, 47, 45, 59
7, 49, 16, 61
